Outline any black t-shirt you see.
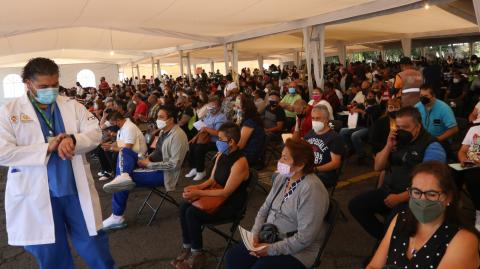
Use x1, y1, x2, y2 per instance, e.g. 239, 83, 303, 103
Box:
177, 107, 194, 124
304, 129, 344, 166
263, 105, 286, 130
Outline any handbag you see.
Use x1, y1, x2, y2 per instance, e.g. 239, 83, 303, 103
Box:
192, 181, 225, 214
258, 178, 298, 244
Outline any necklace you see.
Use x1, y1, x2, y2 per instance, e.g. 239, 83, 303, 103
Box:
409, 225, 439, 256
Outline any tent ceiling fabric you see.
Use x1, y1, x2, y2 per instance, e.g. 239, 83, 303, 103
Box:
0, 0, 476, 67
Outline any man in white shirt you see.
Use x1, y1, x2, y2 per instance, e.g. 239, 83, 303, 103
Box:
101, 111, 147, 190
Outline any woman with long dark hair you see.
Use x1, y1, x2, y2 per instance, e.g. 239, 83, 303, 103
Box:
234, 93, 266, 168
367, 161, 479, 269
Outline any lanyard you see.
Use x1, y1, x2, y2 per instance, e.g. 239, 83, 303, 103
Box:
30, 98, 55, 135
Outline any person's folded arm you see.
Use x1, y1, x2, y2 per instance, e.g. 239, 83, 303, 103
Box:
316, 153, 341, 172
437, 126, 458, 142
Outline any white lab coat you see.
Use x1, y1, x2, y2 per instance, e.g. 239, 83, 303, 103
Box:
0, 94, 103, 246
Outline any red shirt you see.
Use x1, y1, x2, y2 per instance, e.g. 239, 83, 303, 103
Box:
292, 106, 312, 138
134, 100, 148, 119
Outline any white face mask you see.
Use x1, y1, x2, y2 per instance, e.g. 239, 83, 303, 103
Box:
312, 121, 325, 133
156, 119, 167, 130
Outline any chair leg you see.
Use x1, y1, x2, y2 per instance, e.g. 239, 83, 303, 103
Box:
137, 190, 153, 215
216, 236, 233, 269
147, 195, 167, 226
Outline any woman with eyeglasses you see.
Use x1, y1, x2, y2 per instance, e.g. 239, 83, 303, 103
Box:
367, 161, 479, 269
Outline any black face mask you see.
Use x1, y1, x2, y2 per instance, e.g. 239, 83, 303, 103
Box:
420, 96, 431, 105
269, 100, 278, 107
396, 129, 413, 146
388, 111, 397, 118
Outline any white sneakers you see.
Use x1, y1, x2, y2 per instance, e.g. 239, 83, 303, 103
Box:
103, 173, 136, 193
186, 168, 206, 181
98, 171, 112, 181
185, 168, 197, 178
475, 210, 480, 232
102, 214, 127, 231
192, 171, 206, 181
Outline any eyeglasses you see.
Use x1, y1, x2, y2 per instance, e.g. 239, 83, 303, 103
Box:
408, 187, 444, 201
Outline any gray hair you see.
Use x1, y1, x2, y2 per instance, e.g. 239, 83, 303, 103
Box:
312, 104, 330, 119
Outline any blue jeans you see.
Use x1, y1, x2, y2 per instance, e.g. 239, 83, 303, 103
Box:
226, 243, 306, 269
339, 127, 369, 158
25, 195, 116, 269
112, 148, 164, 216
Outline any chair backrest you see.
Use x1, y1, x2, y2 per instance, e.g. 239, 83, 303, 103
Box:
236, 169, 259, 221
311, 198, 340, 269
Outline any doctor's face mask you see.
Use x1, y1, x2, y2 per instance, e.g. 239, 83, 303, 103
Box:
27, 74, 60, 105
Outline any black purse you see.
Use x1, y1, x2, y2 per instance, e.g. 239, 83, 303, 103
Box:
258, 179, 297, 244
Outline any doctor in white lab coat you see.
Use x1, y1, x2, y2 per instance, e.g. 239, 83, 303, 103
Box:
0, 57, 116, 268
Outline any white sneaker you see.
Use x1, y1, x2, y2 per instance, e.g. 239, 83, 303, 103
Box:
103, 173, 136, 193
192, 171, 206, 181
475, 210, 480, 232
97, 171, 106, 177
99, 175, 111, 181
102, 214, 127, 231
185, 168, 197, 178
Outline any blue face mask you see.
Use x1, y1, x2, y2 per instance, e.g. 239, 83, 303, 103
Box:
216, 140, 229, 155
35, 87, 59, 104
288, 87, 296, 94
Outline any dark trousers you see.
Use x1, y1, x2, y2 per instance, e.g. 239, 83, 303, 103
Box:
348, 188, 406, 240
94, 146, 113, 173
188, 142, 216, 172
179, 202, 236, 250
455, 168, 480, 210
226, 243, 306, 269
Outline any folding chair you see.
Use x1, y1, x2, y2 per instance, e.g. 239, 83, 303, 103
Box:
137, 186, 179, 226
328, 145, 349, 222
203, 168, 259, 269
311, 198, 340, 269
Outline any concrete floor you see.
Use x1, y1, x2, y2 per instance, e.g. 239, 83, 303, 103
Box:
0, 156, 380, 269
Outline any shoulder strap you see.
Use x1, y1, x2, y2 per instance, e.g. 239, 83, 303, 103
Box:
266, 178, 287, 216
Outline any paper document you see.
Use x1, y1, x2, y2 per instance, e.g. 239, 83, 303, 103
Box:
449, 163, 478, 171
193, 120, 207, 131
347, 112, 359, 129
238, 226, 267, 252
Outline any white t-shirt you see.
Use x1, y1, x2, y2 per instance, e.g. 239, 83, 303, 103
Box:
308, 99, 334, 120
462, 125, 480, 162
352, 91, 366, 104
335, 89, 343, 102
117, 118, 147, 156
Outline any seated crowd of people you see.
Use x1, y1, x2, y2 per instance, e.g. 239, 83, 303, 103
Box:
58, 55, 480, 269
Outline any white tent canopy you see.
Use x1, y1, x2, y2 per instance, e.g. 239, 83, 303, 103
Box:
0, 0, 477, 69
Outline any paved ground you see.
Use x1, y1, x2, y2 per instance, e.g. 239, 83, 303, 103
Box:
0, 156, 380, 269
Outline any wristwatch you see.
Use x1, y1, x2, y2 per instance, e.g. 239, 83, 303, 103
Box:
69, 134, 77, 145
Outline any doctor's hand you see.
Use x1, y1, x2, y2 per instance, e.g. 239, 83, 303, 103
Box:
58, 136, 75, 160
47, 134, 65, 153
